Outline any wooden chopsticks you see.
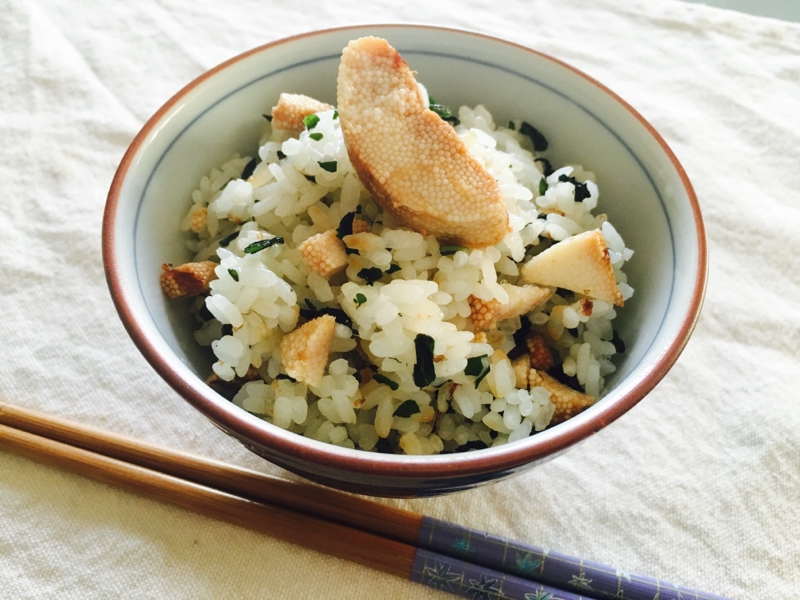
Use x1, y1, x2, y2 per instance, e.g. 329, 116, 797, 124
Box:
0, 418, 416, 577
0, 402, 727, 600
0, 401, 420, 546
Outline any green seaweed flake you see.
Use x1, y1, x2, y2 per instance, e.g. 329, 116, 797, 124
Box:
374, 373, 400, 392
303, 113, 320, 130
557, 174, 591, 202
393, 399, 419, 416
413, 333, 436, 388
357, 267, 383, 285
519, 121, 548, 151
243, 236, 284, 254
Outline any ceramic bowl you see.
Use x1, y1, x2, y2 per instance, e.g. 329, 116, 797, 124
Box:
103, 24, 707, 497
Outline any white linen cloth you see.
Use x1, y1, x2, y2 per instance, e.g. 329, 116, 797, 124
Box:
1, 0, 798, 597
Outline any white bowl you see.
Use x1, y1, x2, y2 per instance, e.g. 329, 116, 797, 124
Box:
103, 25, 707, 497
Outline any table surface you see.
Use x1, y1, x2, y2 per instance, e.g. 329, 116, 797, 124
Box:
1, 0, 799, 598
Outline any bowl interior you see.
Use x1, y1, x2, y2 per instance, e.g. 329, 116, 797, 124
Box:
106, 25, 704, 495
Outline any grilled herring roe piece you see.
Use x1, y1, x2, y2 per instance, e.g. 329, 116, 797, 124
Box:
467, 284, 552, 331
351, 218, 371, 234
512, 354, 532, 389
160, 261, 217, 299
279, 315, 336, 387
183, 205, 207, 233
526, 332, 556, 372
528, 368, 595, 424
520, 228, 624, 306
511, 355, 595, 424
337, 36, 510, 248
270, 93, 335, 132
299, 229, 348, 277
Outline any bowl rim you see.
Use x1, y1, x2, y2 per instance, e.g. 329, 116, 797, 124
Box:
102, 23, 707, 481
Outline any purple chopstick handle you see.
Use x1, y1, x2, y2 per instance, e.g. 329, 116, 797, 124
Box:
418, 517, 729, 600
411, 547, 587, 600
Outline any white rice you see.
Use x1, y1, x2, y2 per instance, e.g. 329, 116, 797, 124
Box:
179, 100, 633, 454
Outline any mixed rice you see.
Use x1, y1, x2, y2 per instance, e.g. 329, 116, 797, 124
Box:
161, 39, 633, 455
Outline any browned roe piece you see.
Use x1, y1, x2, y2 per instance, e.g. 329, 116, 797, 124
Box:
520, 228, 624, 306
279, 315, 336, 387
271, 93, 334, 132
510, 355, 595, 425
528, 369, 595, 424
467, 283, 552, 331
298, 229, 348, 277
160, 261, 217, 299
337, 37, 510, 248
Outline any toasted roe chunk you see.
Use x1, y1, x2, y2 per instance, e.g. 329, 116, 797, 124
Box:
299, 229, 348, 277
337, 37, 510, 248
271, 93, 334, 132
520, 229, 624, 306
529, 369, 595, 424
468, 284, 552, 330
526, 332, 555, 372
468, 296, 501, 331
511, 355, 531, 389
160, 261, 217, 299
351, 218, 372, 234
184, 205, 207, 233
280, 315, 336, 387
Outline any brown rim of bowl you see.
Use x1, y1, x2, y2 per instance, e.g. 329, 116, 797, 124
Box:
103, 24, 707, 480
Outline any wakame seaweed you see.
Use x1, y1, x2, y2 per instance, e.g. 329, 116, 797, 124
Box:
519, 121, 548, 151
337, 211, 357, 239
464, 355, 490, 386
428, 98, 459, 125
218, 230, 240, 248
574, 184, 591, 203
440, 245, 468, 256
357, 267, 384, 285
374, 373, 400, 391
300, 300, 354, 330
413, 333, 436, 388
558, 174, 590, 202
243, 237, 284, 254
393, 399, 421, 417
240, 157, 258, 180
538, 178, 548, 197
535, 157, 554, 176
